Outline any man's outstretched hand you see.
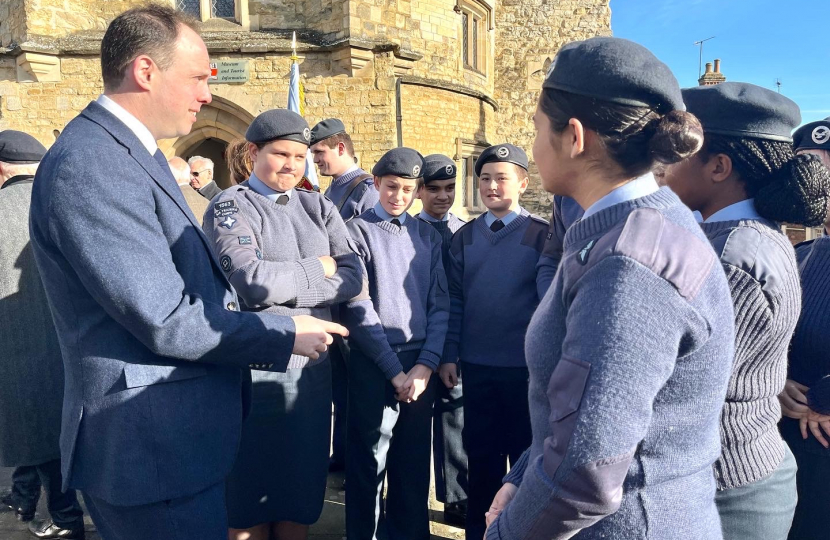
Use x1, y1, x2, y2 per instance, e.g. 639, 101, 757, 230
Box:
291, 315, 348, 360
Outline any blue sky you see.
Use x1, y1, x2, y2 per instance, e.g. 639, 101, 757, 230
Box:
611, 0, 830, 125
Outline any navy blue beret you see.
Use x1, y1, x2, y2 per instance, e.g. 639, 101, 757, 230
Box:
0, 130, 47, 163
682, 83, 801, 143
245, 109, 310, 145
422, 154, 457, 183
309, 118, 346, 146
475, 144, 528, 177
544, 37, 684, 114
372, 147, 425, 179
793, 117, 830, 151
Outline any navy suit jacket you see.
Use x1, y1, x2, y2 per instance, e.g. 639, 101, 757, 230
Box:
29, 101, 296, 506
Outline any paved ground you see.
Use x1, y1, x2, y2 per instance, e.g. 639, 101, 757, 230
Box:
1, 467, 465, 540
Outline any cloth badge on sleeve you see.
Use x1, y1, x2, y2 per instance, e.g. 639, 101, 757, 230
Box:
219, 216, 237, 229
220, 255, 233, 273
578, 239, 596, 265
239, 236, 252, 245
214, 200, 239, 218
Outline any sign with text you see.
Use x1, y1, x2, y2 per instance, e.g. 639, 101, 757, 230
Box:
209, 60, 250, 84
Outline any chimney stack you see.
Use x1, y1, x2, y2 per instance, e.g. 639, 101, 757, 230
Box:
714, 59, 721, 73
704, 62, 713, 74
699, 59, 727, 86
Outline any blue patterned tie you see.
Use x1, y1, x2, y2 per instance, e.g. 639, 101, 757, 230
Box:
152, 149, 177, 186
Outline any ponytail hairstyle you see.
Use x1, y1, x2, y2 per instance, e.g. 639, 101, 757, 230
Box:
225, 139, 252, 185
538, 88, 704, 179
699, 135, 830, 226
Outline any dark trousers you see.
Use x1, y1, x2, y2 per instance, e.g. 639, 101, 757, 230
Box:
781, 418, 829, 540
432, 371, 468, 504
9, 459, 83, 528
345, 349, 436, 540
715, 445, 797, 540
461, 362, 532, 540
330, 340, 348, 467
83, 482, 227, 540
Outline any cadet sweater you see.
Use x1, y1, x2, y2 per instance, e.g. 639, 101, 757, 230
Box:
443, 209, 548, 368
325, 167, 379, 221
790, 236, 830, 415
491, 188, 735, 540
203, 183, 363, 369
415, 212, 466, 274
343, 209, 450, 379
699, 219, 800, 490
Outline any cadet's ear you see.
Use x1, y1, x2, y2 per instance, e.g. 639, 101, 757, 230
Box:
248, 142, 259, 163
338, 142, 347, 156
709, 153, 734, 184
567, 118, 587, 159
373, 176, 382, 190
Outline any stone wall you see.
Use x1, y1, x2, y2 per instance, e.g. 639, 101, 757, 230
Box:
24, 0, 144, 40
251, 0, 347, 38
0, 0, 27, 47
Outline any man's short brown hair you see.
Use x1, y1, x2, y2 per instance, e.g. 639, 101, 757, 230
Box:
100, 4, 199, 91
318, 132, 355, 157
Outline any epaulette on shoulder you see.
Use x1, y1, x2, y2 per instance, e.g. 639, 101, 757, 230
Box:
564, 208, 716, 301
528, 213, 549, 226
718, 225, 794, 295
522, 214, 550, 253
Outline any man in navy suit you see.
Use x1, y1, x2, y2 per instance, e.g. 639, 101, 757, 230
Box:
29, 6, 347, 540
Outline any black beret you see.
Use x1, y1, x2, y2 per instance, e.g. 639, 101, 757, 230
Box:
793, 117, 830, 151
245, 109, 311, 146
0, 130, 47, 163
474, 144, 528, 177
422, 154, 457, 183
372, 147, 425, 179
682, 83, 801, 143
544, 37, 684, 114
309, 118, 346, 146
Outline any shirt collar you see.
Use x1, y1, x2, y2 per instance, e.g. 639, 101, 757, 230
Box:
248, 172, 294, 202
582, 172, 660, 219
484, 207, 521, 227
418, 210, 449, 222
704, 199, 763, 223
373, 202, 407, 224
96, 95, 158, 155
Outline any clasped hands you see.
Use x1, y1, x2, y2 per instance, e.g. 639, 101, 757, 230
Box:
780, 379, 830, 448
391, 364, 433, 403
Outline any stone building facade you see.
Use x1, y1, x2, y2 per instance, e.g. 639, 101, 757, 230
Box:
0, 0, 611, 217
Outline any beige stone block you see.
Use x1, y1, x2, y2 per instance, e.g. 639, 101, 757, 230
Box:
5, 96, 22, 111
17, 52, 61, 83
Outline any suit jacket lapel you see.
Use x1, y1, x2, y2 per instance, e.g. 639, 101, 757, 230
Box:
80, 102, 230, 285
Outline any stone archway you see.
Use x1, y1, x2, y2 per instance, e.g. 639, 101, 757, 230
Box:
159, 95, 255, 188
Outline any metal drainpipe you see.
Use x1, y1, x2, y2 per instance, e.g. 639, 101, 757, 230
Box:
395, 78, 403, 148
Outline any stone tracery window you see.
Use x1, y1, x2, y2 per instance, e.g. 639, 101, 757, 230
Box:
457, 0, 490, 74
173, 0, 248, 26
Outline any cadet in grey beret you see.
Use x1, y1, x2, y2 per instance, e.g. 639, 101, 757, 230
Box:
474, 144, 528, 177
422, 154, 457, 183
544, 36, 685, 114
682, 82, 801, 142
372, 147, 425, 179
793, 117, 830, 152
309, 118, 346, 146
0, 130, 47, 164
245, 109, 311, 146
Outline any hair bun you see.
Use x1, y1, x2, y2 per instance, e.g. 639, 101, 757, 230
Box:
648, 111, 704, 165
755, 152, 830, 227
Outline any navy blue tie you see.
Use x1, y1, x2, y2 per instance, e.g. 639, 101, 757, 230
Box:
152, 149, 176, 185
490, 219, 505, 232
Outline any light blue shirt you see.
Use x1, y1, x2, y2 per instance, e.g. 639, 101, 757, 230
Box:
582, 173, 660, 219
247, 173, 293, 202
373, 202, 407, 224
418, 210, 448, 222
704, 199, 763, 223
484, 208, 521, 227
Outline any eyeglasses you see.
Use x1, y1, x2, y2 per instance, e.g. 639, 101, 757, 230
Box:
190, 169, 211, 177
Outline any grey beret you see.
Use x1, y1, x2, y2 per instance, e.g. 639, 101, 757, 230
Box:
0, 130, 47, 163
309, 118, 346, 145
245, 109, 311, 146
793, 117, 830, 151
372, 147, 425, 179
422, 154, 457, 183
682, 82, 801, 142
474, 144, 528, 177
544, 37, 684, 114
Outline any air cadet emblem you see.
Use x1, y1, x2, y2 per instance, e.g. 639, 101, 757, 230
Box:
220, 255, 232, 272
812, 126, 830, 145
220, 216, 237, 229
445, 165, 454, 175
496, 146, 509, 159
239, 236, 252, 245
412, 165, 421, 177
303, 127, 311, 142
577, 239, 596, 265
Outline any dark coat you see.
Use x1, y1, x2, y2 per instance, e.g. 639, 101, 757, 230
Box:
29, 102, 298, 506
0, 177, 64, 467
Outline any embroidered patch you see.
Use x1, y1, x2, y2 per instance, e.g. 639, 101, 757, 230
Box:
255, 248, 263, 260
496, 146, 509, 159
812, 126, 830, 145
412, 165, 421, 177
238, 236, 252, 245
214, 200, 239, 218
577, 239, 595, 265
220, 255, 232, 272
219, 216, 237, 229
